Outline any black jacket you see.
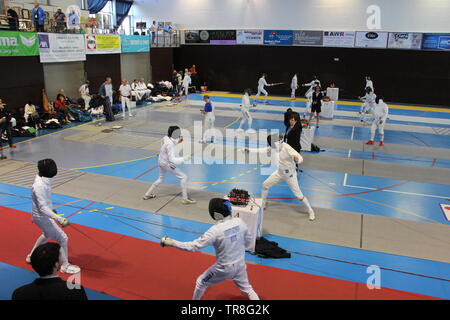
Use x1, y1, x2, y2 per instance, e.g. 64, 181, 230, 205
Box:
12, 277, 88, 300
284, 122, 302, 153
312, 91, 323, 107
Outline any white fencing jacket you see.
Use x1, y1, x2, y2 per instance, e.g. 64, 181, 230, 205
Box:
372, 100, 389, 122
31, 175, 61, 222
366, 80, 374, 91
291, 75, 298, 90
362, 92, 377, 105
258, 77, 268, 90
172, 216, 252, 267
248, 142, 303, 175
182, 75, 191, 88
158, 136, 184, 167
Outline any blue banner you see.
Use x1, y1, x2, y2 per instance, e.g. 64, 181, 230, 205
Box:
264, 30, 293, 46
120, 35, 150, 53
421, 33, 450, 50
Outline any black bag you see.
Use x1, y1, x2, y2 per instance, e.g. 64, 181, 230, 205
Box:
254, 237, 291, 259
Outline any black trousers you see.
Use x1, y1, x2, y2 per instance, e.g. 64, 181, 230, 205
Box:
0, 124, 13, 147
34, 23, 44, 32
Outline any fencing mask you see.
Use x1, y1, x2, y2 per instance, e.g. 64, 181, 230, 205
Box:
375, 96, 384, 104
267, 133, 284, 147
38, 159, 58, 178
168, 126, 181, 140
209, 198, 232, 221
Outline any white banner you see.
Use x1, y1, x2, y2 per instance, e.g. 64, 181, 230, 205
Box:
323, 31, 355, 47
388, 32, 422, 49
236, 30, 264, 45
355, 31, 389, 48
38, 33, 86, 63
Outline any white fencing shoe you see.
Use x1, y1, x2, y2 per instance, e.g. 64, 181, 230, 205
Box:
25, 254, 31, 264
60, 263, 81, 274
143, 194, 156, 200
309, 210, 316, 221
182, 198, 197, 205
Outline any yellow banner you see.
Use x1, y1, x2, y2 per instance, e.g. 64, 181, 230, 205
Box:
96, 35, 121, 49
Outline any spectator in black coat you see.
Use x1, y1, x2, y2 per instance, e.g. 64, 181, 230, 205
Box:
6, 7, 19, 31
12, 242, 87, 300
309, 85, 323, 128
284, 114, 302, 153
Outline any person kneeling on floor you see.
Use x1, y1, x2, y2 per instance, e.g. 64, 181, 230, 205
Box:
161, 198, 259, 300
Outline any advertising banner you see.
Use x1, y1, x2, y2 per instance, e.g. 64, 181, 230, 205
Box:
38, 33, 86, 63
421, 33, 450, 50
236, 30, 264, 45
0, 31, 39, 56
355, 31, 389, 48
293, 30, 323, 46
121, 35, 150, 52
184, 30, 210, 44
323, 31, 355, 48
264, 30, 293, 46
209, 30, 236, 45
387, 33, 422, 49
85, 34, 121, 54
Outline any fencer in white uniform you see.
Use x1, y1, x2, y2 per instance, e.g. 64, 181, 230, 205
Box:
26, 159, 80, 274
302, 76, 321, 118
143, 126, 196, 204
245, 133, 315, 221
161, 198, 259, 300
119, 80, 133, 117
200, 95, 215, 143
180, 72, 192, 100
365, 76, 374, 92
237, 89, 253, 131
366, 96, 389, 146
291, 73, 299, 99
254, 73, 271, 103
358, 87, 376, 122
79, 81, 91, 111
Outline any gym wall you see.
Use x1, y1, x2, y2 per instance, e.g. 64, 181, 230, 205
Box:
173, 45, 450, 106
43, 61, 86, 101
0, 56, 44, 110
120, 52, 152, 84
132, 0, 450, 33
84, 54, 122, 93
150, 48, 174, 83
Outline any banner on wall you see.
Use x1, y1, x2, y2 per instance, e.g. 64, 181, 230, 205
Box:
387, 33, 422, 49
264, 30, 293, 46
236, 30, 264, 45
184, 30, 210, 43
121, 35, 150, 53
355, 31, 388, 48
421, 33, 450, 50
85, 34, 121, 54
293, 30, 323, 46
38, 33, 86, 63
209, 30, 236, 44
0, 31, 39, 56
323, 31, 355, 48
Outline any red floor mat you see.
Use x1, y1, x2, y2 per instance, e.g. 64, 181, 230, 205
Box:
0, 206, 439, 300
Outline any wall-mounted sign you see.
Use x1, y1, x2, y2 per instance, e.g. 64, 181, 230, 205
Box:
355, 31, 388, 48
323, 31, 355, 47
264, 30, 293, 46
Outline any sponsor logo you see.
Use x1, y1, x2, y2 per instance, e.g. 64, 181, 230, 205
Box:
394, 33, 409, 40
20, 35, 36, 47
0, 36, 17, 46
199, 30, 209, 41
366, 32, 379, 39
86, 35, 96, 49
38, 34, 49, 48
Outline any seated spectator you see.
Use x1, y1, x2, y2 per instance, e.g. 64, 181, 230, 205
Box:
138, 78, 151, 99
54, 95, 72, 123
0, 99, 16, 150
24, 101, 43, 130
12, 242, 88, 300
131, 79, 143, 101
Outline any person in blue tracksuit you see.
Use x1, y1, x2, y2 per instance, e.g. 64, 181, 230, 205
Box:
32, 1, 46, 32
